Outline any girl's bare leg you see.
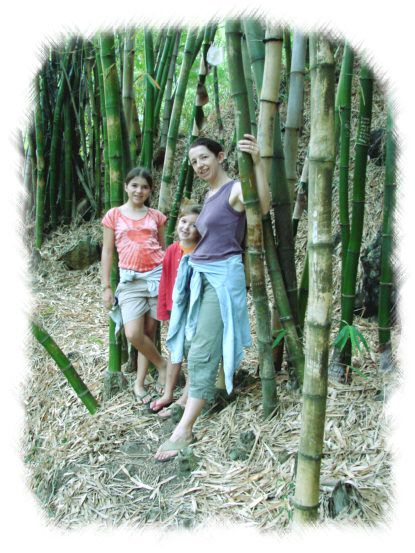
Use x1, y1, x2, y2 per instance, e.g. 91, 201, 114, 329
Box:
124, 316, 166, 402
150, 353, 182, 410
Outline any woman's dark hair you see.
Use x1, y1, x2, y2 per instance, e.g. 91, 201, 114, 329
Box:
188, 137, 223, 156
124, 167, 153, 189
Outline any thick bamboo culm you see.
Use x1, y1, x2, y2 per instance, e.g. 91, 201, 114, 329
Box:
122, 29, 136, 140
340, 65, 374, 367
158, 32, 181, 146
34, 74, 46, 250
213, 65, 224, 144
100, 33, 125, 375
293, 35, 335, 524
95, 44, 110, 211
153, 29, 175, 128
284, 31, 307, 203
32, 322, 99, 415
336, 44, 354, 280
283, 28, 292, 91
141, 30, 155, 169
48, 44, 73, 230
378, 108, 396, 349
241, 34, 257, 135
158, 29, 198, 213
225, 20, 277, 418
271, 108, 299, 330
242, 19, 265, 96
257, 25, 283, 181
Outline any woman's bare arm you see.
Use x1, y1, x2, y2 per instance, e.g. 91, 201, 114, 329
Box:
101, 226, 115, 309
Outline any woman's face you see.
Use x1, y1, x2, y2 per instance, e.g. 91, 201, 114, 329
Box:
188, 145, 224, 182
124, 176, 151, 206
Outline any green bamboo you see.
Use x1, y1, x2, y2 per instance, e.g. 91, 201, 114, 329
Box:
241, 33, 257, 135
32, 321, 99, 415
339, 64, 374, 369
99, 33, 125, 387
153, 28, 175, 110
336, 44, 355, 279
226, 20, 277, 418
262, 214, 305, 385
271, 108, 299, 329
378, 108, 396, 358
154, 30, 179, 135
34, 75, 46, 249
122, 29, 135, 137
85, 42, 101, 217
62, 100, 73, 224
48, 44, 73, 229
95, 42, 110, 211
140, 30, 155, 169
242, 19, 265, 96
158, 29, 198, 213
213, 65, 224, 144
284, 31, 307, 203
257, 25, 283, 180
159, 32, 181, 150
293, 35, 335, 524
283, 28, 292, 93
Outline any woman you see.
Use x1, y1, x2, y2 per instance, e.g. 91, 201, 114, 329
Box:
155, 134, 269, 461
101, 167, 167, 404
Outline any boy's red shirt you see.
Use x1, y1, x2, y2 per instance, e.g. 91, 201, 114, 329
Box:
157, 242, 194, 321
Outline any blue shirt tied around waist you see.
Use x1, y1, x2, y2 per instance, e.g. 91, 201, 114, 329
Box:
109, 265, 162, 338
166, 254, 252, 395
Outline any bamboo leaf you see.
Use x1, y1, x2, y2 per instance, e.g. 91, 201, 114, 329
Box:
272, 329, 287, 349
146, 73, 161, 90
348, 365, 370, 381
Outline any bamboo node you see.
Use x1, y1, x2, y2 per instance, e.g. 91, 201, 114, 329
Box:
291, 498, 320, 511
298, 451, 323, 462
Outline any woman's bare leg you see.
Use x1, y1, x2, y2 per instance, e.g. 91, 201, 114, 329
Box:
154, 396, 204, 460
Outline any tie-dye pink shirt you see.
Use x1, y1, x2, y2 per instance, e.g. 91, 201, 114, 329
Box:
102, 207, 167, 272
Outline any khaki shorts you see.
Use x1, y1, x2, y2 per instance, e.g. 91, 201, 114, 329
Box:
117, 279, 158, 324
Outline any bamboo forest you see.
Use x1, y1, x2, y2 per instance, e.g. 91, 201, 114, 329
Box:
24, 20, 397, 530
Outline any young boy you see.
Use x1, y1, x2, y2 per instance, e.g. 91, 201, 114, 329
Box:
148, 204, 201, 417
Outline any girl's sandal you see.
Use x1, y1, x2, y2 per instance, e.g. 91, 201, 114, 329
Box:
158, 403, 185, 421
133, 384, 153, 405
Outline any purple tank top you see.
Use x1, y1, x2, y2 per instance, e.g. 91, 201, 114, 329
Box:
191, 180, 246, 262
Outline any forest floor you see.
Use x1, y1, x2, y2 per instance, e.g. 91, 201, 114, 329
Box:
22, 65, 399, 532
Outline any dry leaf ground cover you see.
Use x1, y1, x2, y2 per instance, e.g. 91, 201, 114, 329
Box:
24, 217, 396, 531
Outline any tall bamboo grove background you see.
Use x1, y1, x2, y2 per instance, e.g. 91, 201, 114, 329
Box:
25, 22, 396, 525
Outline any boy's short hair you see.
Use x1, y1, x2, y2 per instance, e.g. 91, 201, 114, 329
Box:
178, 201, 202, 219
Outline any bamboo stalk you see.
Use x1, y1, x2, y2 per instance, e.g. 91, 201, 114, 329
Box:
158, 29, 198, 213
226, 20, 277, 418
336, 43, 355, 280
242, 19, 265, 96
378, 108, 396, 354
338, 64, 374, 369
141, 29, 155, 169
257, 25, 283, 180
284, 31, 307, 203
32, 321, 99, 415
159, 32, 181, 150
34, 75, 46, 249
293, 35, 335, 524
241, 34, 257, 135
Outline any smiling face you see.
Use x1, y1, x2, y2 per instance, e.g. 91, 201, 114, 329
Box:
177, 213, 199, 244
188, 145, 224, 183
124, 176, 152, 207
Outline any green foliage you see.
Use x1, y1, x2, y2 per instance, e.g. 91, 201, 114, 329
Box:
272, 329, 287, 349
333, 322, 370, 356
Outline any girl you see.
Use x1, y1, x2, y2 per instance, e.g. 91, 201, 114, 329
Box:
101, 167, 167, 404
148, 204, 202, 417
155, 134, 269, 461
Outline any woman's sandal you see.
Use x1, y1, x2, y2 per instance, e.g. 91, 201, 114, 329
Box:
133, 384, 153, 405
155, 436, 195, 462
